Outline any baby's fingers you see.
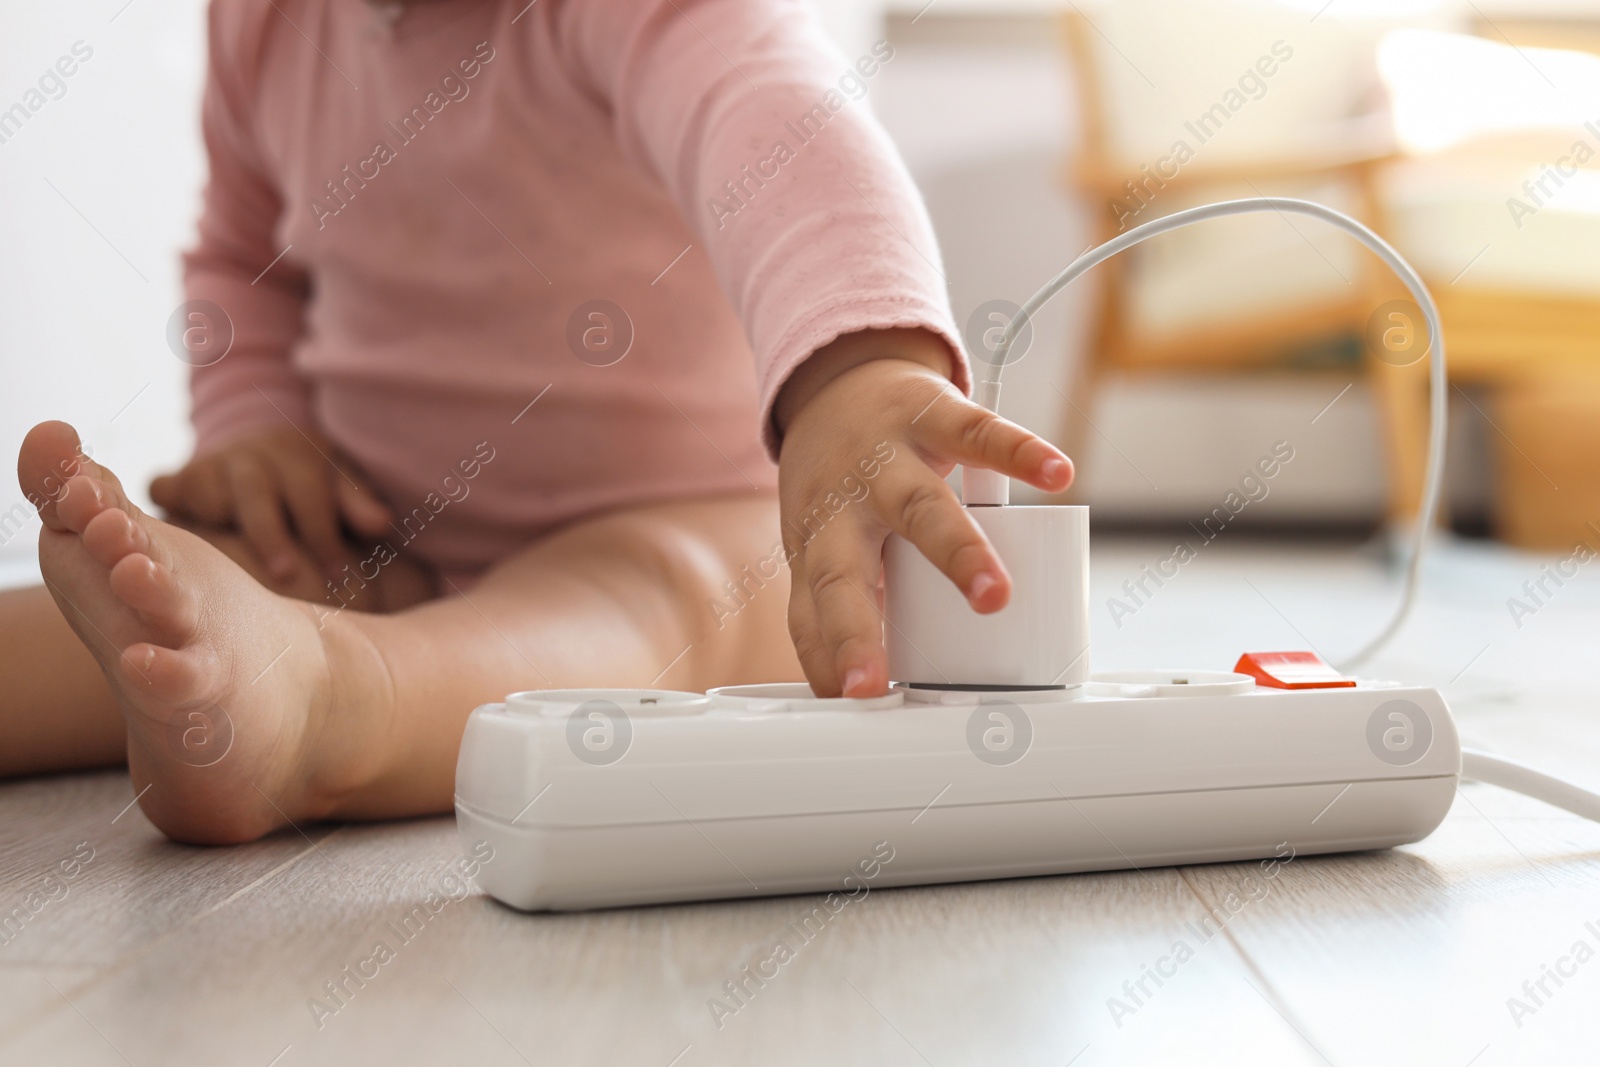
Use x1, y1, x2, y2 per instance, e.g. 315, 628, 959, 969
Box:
920, 397, 1073, 493
874, 466, 1009, 613
785, 582, 837, 697
277, 460, 348, 577
336, 476, 391, 536
793, 525, 889, 698
227, 456, 299, 580
151, 459, 233, 525
148, 473, 181, 513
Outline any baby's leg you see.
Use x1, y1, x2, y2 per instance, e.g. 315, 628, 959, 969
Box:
17, 421, 797, 842
327, 491, 803, 820
0, 584, 128, 775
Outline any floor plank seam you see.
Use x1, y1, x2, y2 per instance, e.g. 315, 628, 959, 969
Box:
1176, 866, 1337, 1065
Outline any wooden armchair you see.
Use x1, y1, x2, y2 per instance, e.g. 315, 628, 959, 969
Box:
1057, 1, 1449, 524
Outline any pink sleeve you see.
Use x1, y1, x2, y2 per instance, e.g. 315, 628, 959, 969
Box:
553, 0, 969, 457
181, 0, 313, 456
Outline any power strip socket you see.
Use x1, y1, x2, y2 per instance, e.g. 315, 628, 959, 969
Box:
454, 674, 1458, 911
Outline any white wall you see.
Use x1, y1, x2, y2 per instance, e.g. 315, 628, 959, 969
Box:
0, 1, 208, 570
808, 0, 888, 62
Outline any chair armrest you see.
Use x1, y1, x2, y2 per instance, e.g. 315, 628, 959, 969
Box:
1070, 112, 1400, 195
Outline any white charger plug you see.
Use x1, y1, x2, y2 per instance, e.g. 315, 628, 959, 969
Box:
883, 505, 1090, 690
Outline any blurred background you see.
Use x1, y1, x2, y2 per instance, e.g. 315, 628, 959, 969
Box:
4, 0, 1600, 579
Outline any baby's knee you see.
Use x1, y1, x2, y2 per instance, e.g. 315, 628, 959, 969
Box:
596, 500, 797, 684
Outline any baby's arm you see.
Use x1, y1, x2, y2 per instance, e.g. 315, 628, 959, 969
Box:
156, 4, 388, 579
560, 0, 1072, 695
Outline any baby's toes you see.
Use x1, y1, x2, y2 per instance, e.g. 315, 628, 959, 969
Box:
55, 476, 113, 534
109, 553, 199, 642
82, 507, 149, 570
119, 641, 216, 707
55, 456, 141, 531
17, 420, 91, 531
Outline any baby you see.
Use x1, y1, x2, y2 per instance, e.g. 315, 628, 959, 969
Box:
2, 0, 1071, 842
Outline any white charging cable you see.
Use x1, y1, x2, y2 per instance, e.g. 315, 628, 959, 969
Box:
971, 197, 1600, 822
967, 197, 1445, 670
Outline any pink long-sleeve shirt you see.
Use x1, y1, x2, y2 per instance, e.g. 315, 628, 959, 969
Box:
184, 0, 965, 576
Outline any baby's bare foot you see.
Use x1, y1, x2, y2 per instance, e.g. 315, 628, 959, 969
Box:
19, 422, 383, 843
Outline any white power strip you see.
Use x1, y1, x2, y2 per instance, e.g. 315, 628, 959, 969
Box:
455, 675, 1460, 912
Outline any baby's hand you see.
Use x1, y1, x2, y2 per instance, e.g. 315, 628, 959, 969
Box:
150, 426, 391, 581
774, 328, 1073, 697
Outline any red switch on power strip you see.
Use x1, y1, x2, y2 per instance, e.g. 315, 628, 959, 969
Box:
1233, 651, 1355, 689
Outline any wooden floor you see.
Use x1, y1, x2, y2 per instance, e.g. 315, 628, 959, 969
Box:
3, 536, 1599, 1066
